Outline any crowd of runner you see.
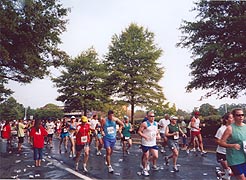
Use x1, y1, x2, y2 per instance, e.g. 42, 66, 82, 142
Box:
0, 108, 246, 179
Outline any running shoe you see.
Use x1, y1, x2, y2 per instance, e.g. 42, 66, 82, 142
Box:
142, 169, 149, 176
146, 161, 150, 171
83, 163, 88, 172
201, 151, 207, 155
75, 163, 78, 171
190, 148, 196, 152
152, 165, 160, 171
126, 150, 130, 154
173, 166, 179, 172
164, 156, 169, 166
108, 165, 114, 173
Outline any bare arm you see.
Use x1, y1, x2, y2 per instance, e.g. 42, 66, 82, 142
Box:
138, 122, 148, 140
218, 125, 241, 150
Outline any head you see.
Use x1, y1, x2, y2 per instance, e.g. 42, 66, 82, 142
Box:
123, 115, 129, 122
107, 110, 114, 120
231, 108, 244, 123
164, 114, 169, 120
71, 116, 76, 122
147, 111, 155, 121
81, 116, 88, 123
194, 111, 200, 118
170, 115, 178, 124
222, 112, 233, 125
92, 114, 97, 120
34, 119, 41, 131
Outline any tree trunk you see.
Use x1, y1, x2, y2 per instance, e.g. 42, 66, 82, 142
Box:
131, 103, 134, 125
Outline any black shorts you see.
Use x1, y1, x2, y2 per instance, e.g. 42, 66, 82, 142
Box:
75, 144, 89, 152
18, 137, 24, 143
47, 134, 53, 138
216, 152, 226, 163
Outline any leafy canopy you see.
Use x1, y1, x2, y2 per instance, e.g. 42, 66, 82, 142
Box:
0, 0, 69, 101
177, 1, 246, 99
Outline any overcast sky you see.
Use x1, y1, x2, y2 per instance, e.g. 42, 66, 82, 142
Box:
7, 0, 246, 112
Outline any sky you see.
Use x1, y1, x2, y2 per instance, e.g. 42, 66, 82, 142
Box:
7, 0, 246, 112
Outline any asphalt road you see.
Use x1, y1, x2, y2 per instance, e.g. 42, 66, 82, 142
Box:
0, 135, 237, 180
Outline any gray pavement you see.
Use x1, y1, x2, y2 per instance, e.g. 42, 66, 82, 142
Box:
0, 136, 236, 180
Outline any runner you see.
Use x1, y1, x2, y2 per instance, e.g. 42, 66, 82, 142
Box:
215, 112, 233, 180
95, 117, 104, 156
74, 116, 91, 172
89, 114, 99, 148
121, 115, 133, 156
46, 118, 55, 148
165, 115, 187, 172
138, 111, 161, 176
158, 114, 170, 153
17, 119, 26, 153
101, 110, 124, 173
1, 120, 12, 153
68, 116, 77, 158
59, 118, 69, 154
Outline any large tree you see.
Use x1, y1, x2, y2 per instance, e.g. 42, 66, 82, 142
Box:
0, 97, 24, 120
53, 47, 109, 116
177, 1, 246, 99
104, 23, 165, 123
34, 103, 63, 120
0, 0, 69, 101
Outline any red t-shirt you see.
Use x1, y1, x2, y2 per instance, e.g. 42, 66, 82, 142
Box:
76, 123, 90, 145
30, 126, 48, 148
1, 124, 11, 139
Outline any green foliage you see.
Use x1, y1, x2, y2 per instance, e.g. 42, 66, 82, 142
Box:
0, 0, 69, 100
104, 23, 165, 123
199, 103, 218, 116
177, 1, 246, 99
0, 97, 24, 120
53, 47, 109, 116
34, 103, 63, 120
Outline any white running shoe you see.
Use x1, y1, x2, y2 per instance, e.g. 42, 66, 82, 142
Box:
108, 165, 114, 173
75, 163, 78, 171
83, 163, 88, 172
142, 169, 149, 176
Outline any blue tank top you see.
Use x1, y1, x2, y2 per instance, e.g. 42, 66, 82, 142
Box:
103, 118, 116, 140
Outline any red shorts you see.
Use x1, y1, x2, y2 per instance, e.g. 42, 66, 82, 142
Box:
191, 131, 201, 137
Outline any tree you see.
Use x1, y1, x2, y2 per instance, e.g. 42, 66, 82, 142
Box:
199, 103, 218, 116
0, 97, 24, 120
0, 0, 69, 100
34, 103, 63, 120
177, 1, 246, 99
53, 47, 109, 116
104, 23, 165, 124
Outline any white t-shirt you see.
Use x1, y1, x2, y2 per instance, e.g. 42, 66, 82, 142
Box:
90, 119, 98, 130
141, 121, 158, 146
191, 117, 200, 132
159, 118, 170, 133
46, 121, 55, 134
215, 125, 227, 154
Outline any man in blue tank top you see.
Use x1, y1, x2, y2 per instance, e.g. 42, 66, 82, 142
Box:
101, 110, 124, 173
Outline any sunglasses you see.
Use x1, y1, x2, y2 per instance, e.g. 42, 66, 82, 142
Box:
235, 114, 245, 117
149, 115, 155, 117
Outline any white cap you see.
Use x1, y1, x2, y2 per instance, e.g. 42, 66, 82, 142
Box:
170, 115, 178, 120
71, 116, 76, 119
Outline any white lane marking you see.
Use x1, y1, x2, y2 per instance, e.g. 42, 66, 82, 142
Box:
22, 144, 94, 180
44, 157, 95, 180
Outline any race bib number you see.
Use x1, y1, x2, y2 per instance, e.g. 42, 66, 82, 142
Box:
81, 136, 87, 143
107, 127, 115, 134
174, 132, 179, 140
63, 129, 67, 133
243, 141, 246, 154
150, 132, 156, 139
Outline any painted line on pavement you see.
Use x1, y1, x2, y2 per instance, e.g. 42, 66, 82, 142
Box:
22, 144, 94, 180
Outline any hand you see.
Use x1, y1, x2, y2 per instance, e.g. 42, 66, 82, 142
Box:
234, 144, 241, 150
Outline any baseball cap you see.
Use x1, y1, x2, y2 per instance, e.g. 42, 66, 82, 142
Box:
81, 116, 88, 123
123, 115, 129, 119
71, 116, 76, 119
194, 111, 200, 115
170, 115, 178, 120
